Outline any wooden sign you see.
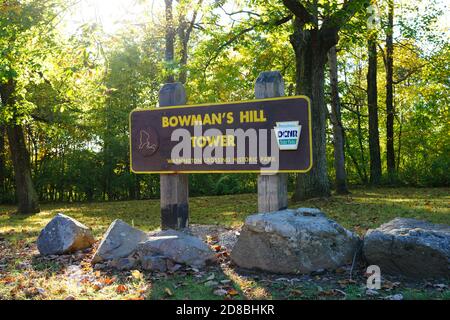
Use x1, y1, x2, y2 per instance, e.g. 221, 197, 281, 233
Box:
129, 96, 312, 173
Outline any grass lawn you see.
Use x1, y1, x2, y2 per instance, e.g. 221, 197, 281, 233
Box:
0, 187, 449, 300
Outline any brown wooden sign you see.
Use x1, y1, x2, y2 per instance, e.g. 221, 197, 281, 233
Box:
129, 96, 312, 173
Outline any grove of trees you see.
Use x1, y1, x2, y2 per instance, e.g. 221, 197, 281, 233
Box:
1, 0, 448, 213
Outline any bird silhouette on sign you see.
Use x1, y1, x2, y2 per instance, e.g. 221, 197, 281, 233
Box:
139, 130, 157, 153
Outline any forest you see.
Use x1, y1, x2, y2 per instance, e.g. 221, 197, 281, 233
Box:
0, 0, 449, 213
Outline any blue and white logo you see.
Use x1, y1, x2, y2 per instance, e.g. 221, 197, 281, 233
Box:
274, 121, 301, 150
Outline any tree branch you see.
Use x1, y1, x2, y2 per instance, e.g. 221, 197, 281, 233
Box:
321, 0, 365, 31
204, 15, 293, 71
281, 0, 313, 24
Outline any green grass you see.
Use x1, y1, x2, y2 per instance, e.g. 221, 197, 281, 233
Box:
0, 187, 449, 300
1, 187, 448, 244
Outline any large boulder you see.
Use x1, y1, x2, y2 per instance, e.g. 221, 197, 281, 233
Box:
37, 213, 95, 255
92, 219, 148, 263
363, 218, 450, 279
231, 208, 361, 274
136, 229, 216, 268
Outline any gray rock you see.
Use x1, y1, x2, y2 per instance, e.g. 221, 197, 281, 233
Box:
363, 218, 450, 279
140, 255, 168, 272
385, 294, 403, 301
136, 229, 216, 268
231, 208, 361, 274
37, 213, 95, 255
108, 257, 138, 271
92, 219, 148, 263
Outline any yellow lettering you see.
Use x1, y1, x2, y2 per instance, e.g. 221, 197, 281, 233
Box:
162, 117, 169, 128
226, 112, 234, 124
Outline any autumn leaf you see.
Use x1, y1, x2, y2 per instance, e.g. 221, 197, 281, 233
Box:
206, 235, 218, 244
116, 284, 128, 293
131, 270, 143, 280
289, 289, 303, 296
101, 277, 115, 285
227, 289, 239, 296
164, 287, 173, 296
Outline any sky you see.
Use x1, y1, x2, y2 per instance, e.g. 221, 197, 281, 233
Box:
61, 0, 449, 42
61, 0, 243, 36
62, 0, 161, 35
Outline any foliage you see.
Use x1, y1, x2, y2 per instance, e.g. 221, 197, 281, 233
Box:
0, 0, 449, 207
0, 187, 449, 299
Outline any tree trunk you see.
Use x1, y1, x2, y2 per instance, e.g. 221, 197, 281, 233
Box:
367, 34, 382, 185
164, 0, 175, 83
386, 0, 395, 181
327, 46, 349, 194
291, 22, 334, 200
0, 125, 5, 201
6, 125, 40, 214
1, 80, 40, 213
356, 104, 368, 183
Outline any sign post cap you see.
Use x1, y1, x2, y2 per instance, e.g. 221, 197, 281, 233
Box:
158, 82, 187, 107
255, 71, 285, 99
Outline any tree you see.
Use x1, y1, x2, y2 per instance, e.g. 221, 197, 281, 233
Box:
327, 46, 349, 194
367, 1, 382, 184
281, 0, 365, 200
177, 0, 203, 84
0, 1, 59, 213
164, 0, 176, 83
385, 0, 395, 181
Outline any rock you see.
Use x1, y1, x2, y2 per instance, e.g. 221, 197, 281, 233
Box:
92, 219, 148, 263
231, 208, 361, 274
136, 229, 216, 268
140, 255, 167, 272
385, 294, 403, 301
363, 218, 450, 279
204, 280, 219, 287
166, 260, 182, 272
93, 263, 107, 271
108, 257, 138, 271
37, 213, 95, 255
365, 289, 380, 296
213, 289, 228, 296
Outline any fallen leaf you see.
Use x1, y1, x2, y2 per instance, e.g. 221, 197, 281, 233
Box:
92, 283, 102, 291
227, 289, 239, 296
206, 235, 219, 244
289, 289, 303, 296
164, 287, 173, 296
101, 277, 115, 285
116, 284, 128, 293
131, 270, 143, 280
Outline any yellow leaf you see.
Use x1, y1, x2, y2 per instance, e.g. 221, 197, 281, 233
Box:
131, 270, 143, 280
164, 287, 173, 296
227, 289, 239, 296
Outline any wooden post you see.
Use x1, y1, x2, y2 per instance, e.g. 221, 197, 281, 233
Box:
255, 71, 288, 212
158, 83, 189, 229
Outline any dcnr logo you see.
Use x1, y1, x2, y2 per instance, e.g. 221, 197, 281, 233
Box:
274, 121, 302, 150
